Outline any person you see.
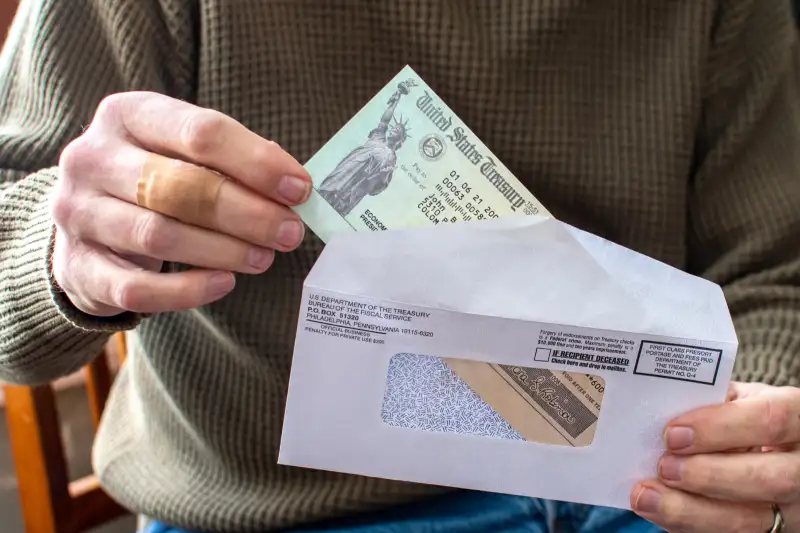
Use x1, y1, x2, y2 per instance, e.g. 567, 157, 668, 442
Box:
0, 1, 798, 532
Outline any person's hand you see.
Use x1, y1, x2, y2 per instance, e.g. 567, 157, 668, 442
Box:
50, 91, 311, 317
631, 381, 800, 532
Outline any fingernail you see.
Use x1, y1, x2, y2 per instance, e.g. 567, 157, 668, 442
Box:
634, 487, 661, 514
277, 175, 311, 204
248, 247, 274, 269
208, 272, 235, 297
659, 456, 683, 481
665, 426, 694, 450
277, 220, 304, 249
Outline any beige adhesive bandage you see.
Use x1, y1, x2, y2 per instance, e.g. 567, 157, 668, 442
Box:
137, 153, 226, 229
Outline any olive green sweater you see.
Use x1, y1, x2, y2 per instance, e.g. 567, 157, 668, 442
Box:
1, 0, 799, 531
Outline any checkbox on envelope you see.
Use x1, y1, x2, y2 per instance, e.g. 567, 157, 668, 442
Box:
534, 348, 551, 362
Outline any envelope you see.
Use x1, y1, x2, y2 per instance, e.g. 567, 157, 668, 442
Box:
278, 215, 738, 510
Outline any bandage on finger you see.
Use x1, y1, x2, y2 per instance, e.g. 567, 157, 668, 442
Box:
137, 153, 225, 229
136, 152, 304, 250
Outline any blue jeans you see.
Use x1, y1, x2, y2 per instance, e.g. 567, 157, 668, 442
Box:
140, 491, 664, 533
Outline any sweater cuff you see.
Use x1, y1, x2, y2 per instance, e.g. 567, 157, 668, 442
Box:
19, 166, 142, 331
0, 168, 139, 385
730, 309, 800, 387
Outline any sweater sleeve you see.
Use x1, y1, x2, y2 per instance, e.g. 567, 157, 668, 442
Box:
0, 0, 197, 385
688, 0, 800, 387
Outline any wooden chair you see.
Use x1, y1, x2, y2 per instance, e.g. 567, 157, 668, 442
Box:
2, 3, 129, 532
3, 332, 132, 533
0, 0, 19, 45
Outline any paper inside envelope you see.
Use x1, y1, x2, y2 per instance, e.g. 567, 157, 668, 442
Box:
278, 215, 738, 509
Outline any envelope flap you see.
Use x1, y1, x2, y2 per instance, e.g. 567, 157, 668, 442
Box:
306, 216, 737, 343
564, 224, 737, 344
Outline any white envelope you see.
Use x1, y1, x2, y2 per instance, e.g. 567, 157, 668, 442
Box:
278, 215, 738, 510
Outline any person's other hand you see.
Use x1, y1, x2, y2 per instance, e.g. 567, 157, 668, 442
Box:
631, 381, 800, 532
51, 91, 311, 317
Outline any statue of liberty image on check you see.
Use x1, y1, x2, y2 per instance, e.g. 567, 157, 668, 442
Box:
318, 78, 418, 217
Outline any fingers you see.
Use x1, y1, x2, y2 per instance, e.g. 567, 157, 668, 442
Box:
72, 145, 306, 252
211, 166, 306, 251
70, 195, 275, 274
726, 381, 772, 402
93, 92, 312, 202
631, 480, 773, 533
664, 388, 800, 454
657, 450, 800, 503
53, 238, 235, 316
53, 91, 301, 318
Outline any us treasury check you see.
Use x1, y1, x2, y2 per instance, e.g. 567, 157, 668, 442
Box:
293, 64, 551, 243
294, 65, 604, 447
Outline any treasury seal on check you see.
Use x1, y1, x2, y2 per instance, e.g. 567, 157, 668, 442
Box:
418, 133, 446, 162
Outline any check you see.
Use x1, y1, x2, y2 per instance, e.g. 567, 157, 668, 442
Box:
295, 65, 602, 447
293, 65, 551, 243
442, 359, 604, 447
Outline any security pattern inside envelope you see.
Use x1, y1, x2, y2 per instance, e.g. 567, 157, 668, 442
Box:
381, 353, 605, 447
381, 353, 525, 440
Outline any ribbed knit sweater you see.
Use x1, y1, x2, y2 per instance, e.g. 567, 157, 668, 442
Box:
1, 1, 799, 531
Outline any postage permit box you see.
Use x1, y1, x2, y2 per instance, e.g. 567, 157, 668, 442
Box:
278, 215, 738, 510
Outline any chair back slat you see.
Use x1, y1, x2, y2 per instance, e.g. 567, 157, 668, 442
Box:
3, 384, 70, 533
68, 475, 128, 532
83, 354, 112, 431
2, 333, 131, 533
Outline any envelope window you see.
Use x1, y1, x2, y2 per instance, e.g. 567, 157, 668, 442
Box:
380, 353, 604, 447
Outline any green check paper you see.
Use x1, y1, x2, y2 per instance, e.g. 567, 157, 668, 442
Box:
292, 65, 607, 449
293, 65, 551, 243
